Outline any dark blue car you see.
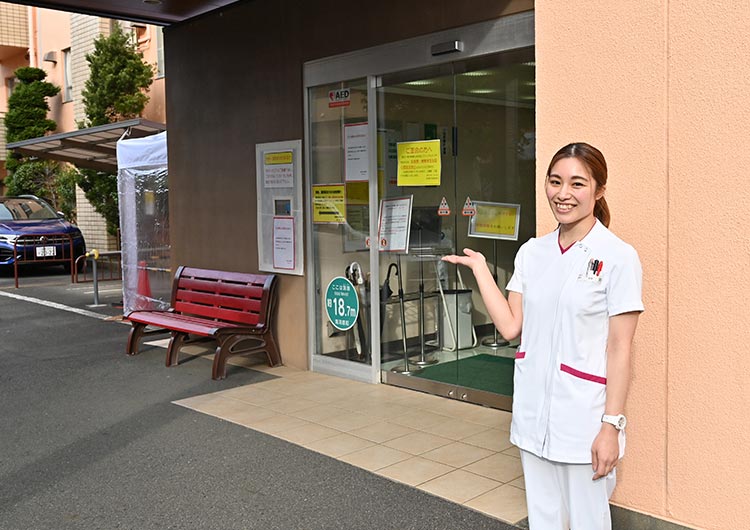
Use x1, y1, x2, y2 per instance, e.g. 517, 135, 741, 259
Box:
0, 195, 86, 273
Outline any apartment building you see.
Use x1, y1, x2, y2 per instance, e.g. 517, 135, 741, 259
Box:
0, 2, 165, 250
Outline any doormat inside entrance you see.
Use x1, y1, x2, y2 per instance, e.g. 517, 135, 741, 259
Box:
413, 353, 514, 396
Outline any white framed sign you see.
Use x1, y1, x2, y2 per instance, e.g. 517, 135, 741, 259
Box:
467, 201, 521, 241
256, 140, 304, 275
377, 195, 413, 252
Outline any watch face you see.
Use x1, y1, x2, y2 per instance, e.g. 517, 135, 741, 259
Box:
617, 416, 627, 429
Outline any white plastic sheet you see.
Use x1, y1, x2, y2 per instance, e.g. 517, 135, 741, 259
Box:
116, 131, 170, 315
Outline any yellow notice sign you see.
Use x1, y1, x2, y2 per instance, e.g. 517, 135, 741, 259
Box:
469, 201, 521, 241
397, 139, 441, 186
313, 184, 346, 224
346, 181, 369, 206
264, 151, 293, 165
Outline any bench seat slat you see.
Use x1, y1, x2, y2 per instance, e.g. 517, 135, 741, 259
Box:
127, 311, 259, 336
177, 277, 265, 298
175, 290, 262, 313
172, 301, 260, 326
181, 267, 269, 286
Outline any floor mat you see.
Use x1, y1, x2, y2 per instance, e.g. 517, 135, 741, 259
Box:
413, 353, 515, 396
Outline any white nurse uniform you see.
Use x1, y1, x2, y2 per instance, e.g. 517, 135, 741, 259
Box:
506, 219, 644, 529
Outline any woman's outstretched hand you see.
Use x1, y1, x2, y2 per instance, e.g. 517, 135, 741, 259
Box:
441, 248, 487, 272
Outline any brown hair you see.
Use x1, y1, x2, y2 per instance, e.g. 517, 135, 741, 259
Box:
546, 142, 611, 227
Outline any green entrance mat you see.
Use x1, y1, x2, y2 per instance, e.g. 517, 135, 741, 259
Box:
413, 354, 515, 396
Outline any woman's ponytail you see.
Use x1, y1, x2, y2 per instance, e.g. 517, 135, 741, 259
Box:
594, 196, 610, 227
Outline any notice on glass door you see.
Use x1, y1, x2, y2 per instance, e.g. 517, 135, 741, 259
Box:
312, 184, 346, 224
377, 195, 413, 252
396, 139, 441, 186
345, 122, 369, 182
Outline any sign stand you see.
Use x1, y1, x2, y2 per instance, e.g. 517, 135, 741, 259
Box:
390, 253, 421, 375
482, 240, 510, 349
410, 227, 438, 367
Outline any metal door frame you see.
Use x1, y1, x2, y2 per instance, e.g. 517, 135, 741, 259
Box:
303, 12, 534, 395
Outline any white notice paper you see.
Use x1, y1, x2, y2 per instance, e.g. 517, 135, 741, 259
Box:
345, 123, 369, 182
273, 216, 295, 270
377, 196, 413, 253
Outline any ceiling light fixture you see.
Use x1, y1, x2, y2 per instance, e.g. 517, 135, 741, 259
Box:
403, 80, 434, 86
468, 89, 496, 94
143, 0, 162, 5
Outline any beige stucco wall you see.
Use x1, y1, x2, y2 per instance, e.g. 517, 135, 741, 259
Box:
537, 3, 749, 529
35, 8, 73, 130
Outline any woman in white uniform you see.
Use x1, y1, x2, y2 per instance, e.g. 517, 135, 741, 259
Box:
443, 143, 643, 530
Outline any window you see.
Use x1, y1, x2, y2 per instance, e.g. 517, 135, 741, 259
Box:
155, 26, 165, 78
132, 23, 149, 51
5, 76, 16, 100
62, 48, 72, 102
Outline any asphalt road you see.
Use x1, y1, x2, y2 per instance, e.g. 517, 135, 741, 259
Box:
0, 271, 520, 530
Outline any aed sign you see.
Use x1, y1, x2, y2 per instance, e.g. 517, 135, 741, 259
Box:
328, 88, 351, 108
325, 276, 359, 331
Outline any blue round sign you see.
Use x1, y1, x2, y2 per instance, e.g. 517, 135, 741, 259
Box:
325, 276, 359, 331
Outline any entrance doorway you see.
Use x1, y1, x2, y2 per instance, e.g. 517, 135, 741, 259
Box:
376, 51, 535, 409
304, 14, 535, 409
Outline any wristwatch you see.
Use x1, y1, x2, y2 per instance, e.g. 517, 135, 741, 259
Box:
601, 414, 627, 431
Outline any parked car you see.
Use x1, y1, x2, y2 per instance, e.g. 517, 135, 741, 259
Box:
0, 195, 86, 273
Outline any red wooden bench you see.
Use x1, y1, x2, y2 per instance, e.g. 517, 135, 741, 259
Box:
125, 266, 281, 379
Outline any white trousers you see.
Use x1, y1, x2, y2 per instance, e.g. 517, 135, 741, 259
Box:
520, 450, 616, 530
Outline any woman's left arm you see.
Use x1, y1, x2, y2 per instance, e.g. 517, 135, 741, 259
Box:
591, 311, 640, 480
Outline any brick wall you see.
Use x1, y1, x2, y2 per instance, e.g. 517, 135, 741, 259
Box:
75, 185, 118, 251
0, 3, 28, 47
70, 14, 110, 125
69, 15, 117, 251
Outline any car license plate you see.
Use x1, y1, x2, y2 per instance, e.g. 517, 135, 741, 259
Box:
35, 246, 56, 257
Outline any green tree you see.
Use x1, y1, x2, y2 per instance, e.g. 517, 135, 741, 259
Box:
80, 23, 155, 127
77, 23, 155, 234
3, 66, 60, 178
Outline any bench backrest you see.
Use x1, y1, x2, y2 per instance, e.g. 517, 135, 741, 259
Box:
171, 266, 277, 328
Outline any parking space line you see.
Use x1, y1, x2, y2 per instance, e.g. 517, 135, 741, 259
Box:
0, 290, 108, 320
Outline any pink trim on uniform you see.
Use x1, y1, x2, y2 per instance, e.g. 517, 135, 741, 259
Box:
515, 351, 526, 359
558, 235, 576, 254
560, 363, 607, 385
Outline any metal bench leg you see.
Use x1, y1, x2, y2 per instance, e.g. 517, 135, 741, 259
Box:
126, 322, 148, 355
212, 338, 230, 380
166, 332, 188, 367
263, 330, 282, 367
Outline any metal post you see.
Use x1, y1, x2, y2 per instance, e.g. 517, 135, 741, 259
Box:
92, 258, 99, 306
482, 240, 509, 348
413, 228, 437, 366
86, 249, 106, 308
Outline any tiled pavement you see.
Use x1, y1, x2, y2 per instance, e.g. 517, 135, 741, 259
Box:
163, 342, 528, 526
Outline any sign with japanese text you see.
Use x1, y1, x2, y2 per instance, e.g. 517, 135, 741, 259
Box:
396, 139, 441, 187
325, 276, 359, 331
312, 184, 346, 224
468, 201, 521, 241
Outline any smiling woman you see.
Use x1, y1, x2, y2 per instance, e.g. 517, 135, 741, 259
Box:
443, 143, 643, 529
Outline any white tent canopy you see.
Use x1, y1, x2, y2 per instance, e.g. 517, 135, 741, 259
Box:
116, 131, 170, 315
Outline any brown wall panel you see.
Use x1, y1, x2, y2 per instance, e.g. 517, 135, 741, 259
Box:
164, 0, 533, 369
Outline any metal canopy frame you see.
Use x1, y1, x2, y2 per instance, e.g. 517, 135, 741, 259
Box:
4, 0, 240, 26
6, 118, 166, 173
